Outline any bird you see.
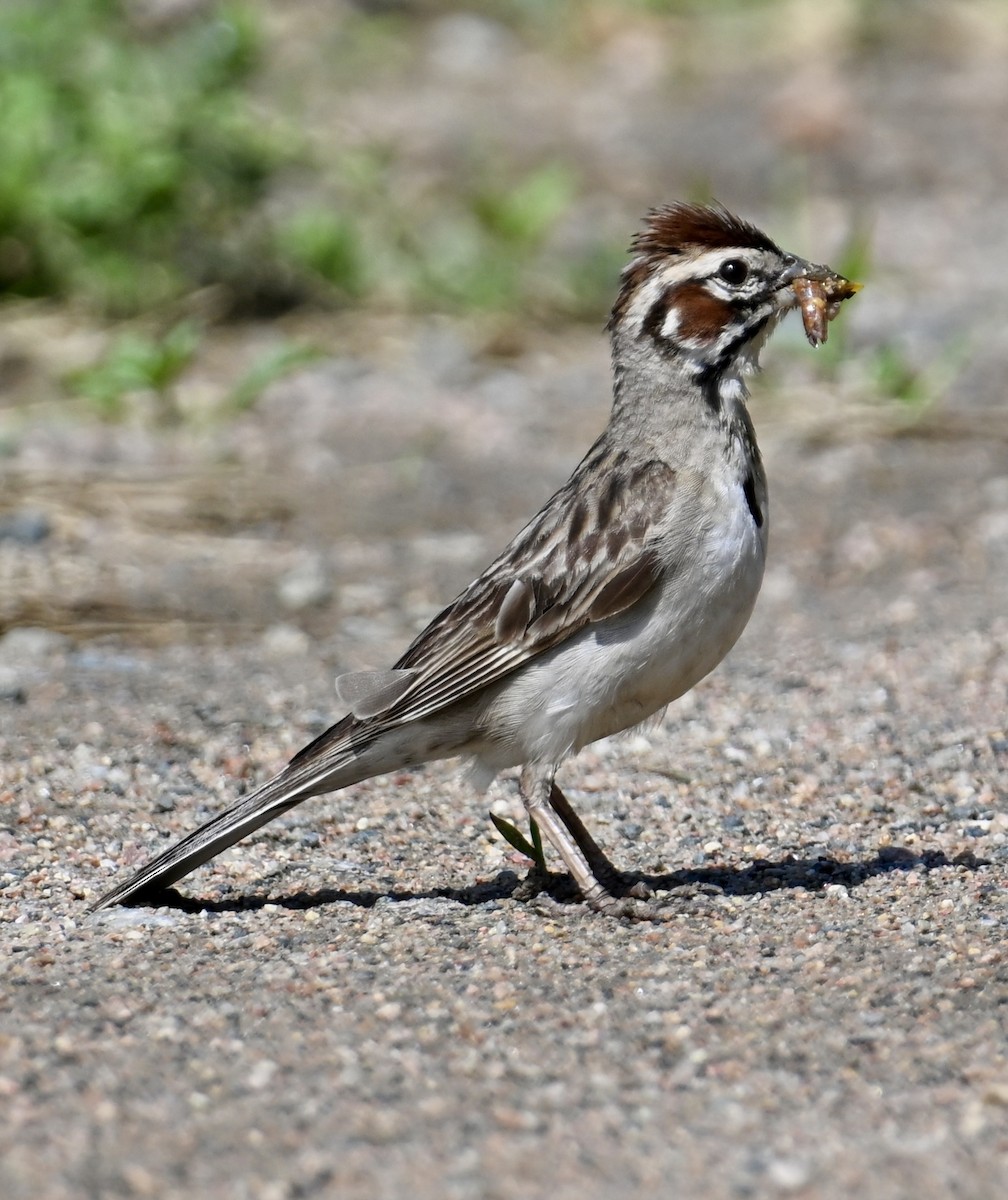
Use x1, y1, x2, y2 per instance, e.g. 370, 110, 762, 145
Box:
89, 201, 859, 918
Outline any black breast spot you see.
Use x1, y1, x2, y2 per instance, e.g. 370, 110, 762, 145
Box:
743, 473, 763, 528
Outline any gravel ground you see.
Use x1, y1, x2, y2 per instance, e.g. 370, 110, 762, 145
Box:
3, 10, 1008, 1200
3, 425, 1007, 1200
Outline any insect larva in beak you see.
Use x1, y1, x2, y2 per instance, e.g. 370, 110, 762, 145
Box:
792, 274, 861, 347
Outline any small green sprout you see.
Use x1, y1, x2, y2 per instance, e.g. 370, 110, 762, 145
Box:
489, 812, 547, 874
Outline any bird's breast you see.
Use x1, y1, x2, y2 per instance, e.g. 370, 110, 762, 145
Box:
481, 478, 767, 768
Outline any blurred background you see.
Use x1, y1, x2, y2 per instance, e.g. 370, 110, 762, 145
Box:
1, 0, 1007, 647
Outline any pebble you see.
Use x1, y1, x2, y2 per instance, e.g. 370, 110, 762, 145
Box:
0, 508, 50, 544
0, 627, 70, 664
0, 666, 26, 703
277, 555, 332, 611
260, 623, 311, 658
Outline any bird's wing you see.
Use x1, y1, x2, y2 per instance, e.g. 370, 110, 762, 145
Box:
389, 464, 674, 718
292, 450, 678, 772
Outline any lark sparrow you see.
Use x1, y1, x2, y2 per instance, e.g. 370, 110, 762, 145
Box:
90, 202, 858, 918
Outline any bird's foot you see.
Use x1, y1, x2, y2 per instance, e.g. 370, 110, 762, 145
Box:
595, 870, 654, 902
584, 881, 665, 921
512, 866, 660, 919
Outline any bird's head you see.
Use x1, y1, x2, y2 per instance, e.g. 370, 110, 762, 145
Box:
608, 202, 858, 381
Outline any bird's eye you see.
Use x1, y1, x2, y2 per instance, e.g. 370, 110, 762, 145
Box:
718, 259, 749, 286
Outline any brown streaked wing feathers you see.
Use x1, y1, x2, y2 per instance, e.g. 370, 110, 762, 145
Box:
494, 577, 536, 643
586, 549, 663, 622
335, 669, 417, 719
285, 455, 676, 771
384, 454, 676, 724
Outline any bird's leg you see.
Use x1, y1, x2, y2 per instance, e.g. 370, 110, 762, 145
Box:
548, 782, 652, 902
518, 768, 654, 917
546, 780, 619, 884
519, 767, 613, 909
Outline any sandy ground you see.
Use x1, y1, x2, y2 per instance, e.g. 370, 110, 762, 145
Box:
2, 8, 1008, 1199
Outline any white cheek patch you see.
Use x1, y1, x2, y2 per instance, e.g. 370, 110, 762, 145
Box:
660, 306, 681, 340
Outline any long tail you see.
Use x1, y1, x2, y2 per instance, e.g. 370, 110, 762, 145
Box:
88, 716, 367, 912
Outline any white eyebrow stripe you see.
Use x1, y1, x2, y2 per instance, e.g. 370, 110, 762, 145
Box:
653, 247, 761, 287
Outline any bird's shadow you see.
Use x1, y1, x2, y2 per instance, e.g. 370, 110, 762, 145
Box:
121, 847, 987, 916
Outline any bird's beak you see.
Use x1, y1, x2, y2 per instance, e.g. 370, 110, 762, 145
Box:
779, 257, 860, 290
777, 258, 862, 346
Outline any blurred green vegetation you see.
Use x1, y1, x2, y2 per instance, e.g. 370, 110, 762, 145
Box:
0, 0, 286, 316
66, 319, 202, 421
2, 0, 909, 425
0, 0, 623, 325
64, 320, 328, 422
225, 340, 326, 413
